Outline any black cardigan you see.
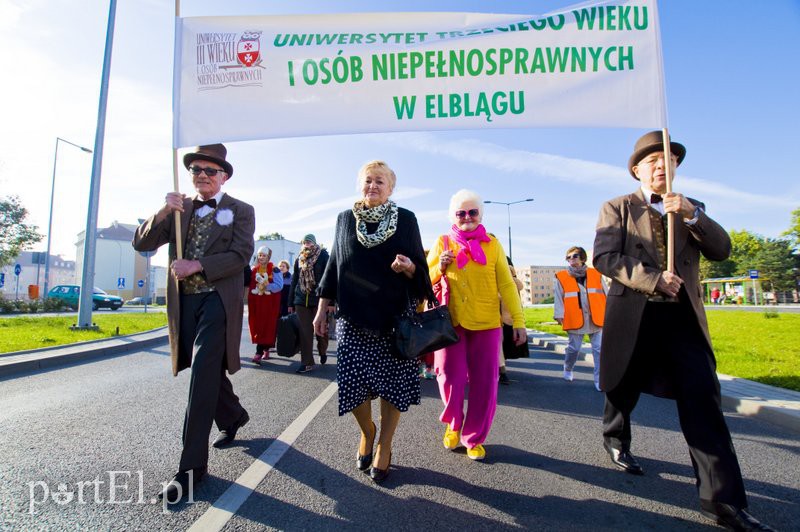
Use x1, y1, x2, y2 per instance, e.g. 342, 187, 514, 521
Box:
318, 207, 430, 334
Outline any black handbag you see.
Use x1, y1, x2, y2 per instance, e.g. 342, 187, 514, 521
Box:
393, 285, 459, 361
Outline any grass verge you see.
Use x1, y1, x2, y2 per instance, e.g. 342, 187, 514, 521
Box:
0, 313, 168, 354
524, 307, 800, 392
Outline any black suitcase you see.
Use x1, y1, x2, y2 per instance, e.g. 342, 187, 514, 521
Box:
276, 313, 301, 357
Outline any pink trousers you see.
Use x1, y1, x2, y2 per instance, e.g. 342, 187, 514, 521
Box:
434, 326, 501, 449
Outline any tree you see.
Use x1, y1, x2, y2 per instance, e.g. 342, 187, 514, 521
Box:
754, 238, 798, 293
783, 207, 800, 251
700, 229, 760, 281
728, 229, 765, 275
0, 196, 43, 267
257, 232, 285, 241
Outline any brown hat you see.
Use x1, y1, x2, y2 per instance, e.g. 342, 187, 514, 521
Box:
183, 143, 233, 177
627, 131, 686, 179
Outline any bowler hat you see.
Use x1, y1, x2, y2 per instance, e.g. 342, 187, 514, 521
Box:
627, 131, 685, 179
183, 144, 234, 177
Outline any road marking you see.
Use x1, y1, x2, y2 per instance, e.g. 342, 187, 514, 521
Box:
188, 381, 338, 532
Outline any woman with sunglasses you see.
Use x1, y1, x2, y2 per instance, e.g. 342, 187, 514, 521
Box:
313, 160, 431, 483
427, 189, 526, 461
553, 246, 607, 391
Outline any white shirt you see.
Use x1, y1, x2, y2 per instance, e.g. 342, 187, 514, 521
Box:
640, 186, 701, 225
194, 191, 225, 218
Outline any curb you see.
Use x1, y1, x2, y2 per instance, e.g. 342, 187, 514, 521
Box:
0, 327, 169, 378
717, 374, 800, 434
528, 331, 800, 434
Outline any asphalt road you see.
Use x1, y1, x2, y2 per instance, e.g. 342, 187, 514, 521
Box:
0, 329, 797, 531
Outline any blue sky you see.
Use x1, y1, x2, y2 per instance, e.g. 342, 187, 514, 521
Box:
1, 0, 798, 269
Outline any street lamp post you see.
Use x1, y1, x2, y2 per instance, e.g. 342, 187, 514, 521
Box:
483, 198, 534, 262
43, 137, 92, 299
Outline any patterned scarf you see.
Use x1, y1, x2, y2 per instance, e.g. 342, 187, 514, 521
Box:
567, 264, 588, 279
298, 244, 321, 294
352, 199, 398, 248
449, 224, 491, 268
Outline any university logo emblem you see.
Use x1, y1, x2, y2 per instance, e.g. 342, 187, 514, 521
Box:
237, 31, 262, 67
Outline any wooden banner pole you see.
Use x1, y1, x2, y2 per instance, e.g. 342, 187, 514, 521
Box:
173, 0, 183, 259
662, 127, 675, 273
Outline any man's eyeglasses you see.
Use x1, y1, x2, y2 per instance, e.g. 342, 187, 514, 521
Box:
188, 165, 225, 177
566, 253, 581, 260
455, 208, 480, 219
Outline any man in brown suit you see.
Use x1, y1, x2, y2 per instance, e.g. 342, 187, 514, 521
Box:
593, 131, 772, 531
133, 144, 255, 504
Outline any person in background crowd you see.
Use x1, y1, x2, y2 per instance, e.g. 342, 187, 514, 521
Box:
313, 160, 430, 483
248, 246, 283, 364
711, 286, 720, 304
428, 189, 526, 461
499, 256, 526, 385
289, 234, 330, 374
593, 131, 773, 531
553, 246, 605, 391
132, 143, 253, 504
278, 260, 292, 317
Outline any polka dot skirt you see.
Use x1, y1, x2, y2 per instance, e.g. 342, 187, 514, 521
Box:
336, 317, 421, 416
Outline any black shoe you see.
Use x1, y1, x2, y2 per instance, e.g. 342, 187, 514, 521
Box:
295, 364, 314, 374
700, 502, 776, 531
320, 353, 328, 365
369, 453, 392, 483
498, 373, 511, 385
603, 442, 643, 475
212, 409, 250, 448
356, 421, 377, 471
157, 466, 206, 503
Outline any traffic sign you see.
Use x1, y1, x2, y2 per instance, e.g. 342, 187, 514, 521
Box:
117, 277, 126, 289
0, 273, 4, 288
749, 269, 759, 279
138, 250, 155, 258
137, 279, 144, 288
14, 263, 21, 276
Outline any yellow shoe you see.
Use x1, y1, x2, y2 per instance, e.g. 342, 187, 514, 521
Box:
443, 426, 460, 450
467, 444, 486, 461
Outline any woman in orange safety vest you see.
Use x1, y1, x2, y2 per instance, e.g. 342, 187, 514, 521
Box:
553, 246, 607, 391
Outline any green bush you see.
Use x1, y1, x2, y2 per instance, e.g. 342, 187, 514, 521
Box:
0, 297, 15, 313
0, 296, 70, 314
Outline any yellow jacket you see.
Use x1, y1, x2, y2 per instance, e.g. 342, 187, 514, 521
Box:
428, 234, 524, 331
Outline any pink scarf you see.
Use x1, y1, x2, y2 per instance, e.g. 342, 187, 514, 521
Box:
449, 224, 490, 269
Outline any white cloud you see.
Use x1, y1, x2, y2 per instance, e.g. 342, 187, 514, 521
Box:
377, 132, 799, 210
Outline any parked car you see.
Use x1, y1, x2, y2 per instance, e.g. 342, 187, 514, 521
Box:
47, 285, 124, 311
127, 296, 153, 305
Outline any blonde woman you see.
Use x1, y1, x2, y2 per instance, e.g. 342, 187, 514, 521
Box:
313, 160, 430, 483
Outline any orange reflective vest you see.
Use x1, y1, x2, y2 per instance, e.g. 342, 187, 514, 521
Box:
555, 268, 606, 330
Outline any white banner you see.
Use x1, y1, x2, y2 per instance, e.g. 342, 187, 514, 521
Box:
173, 0, 666, 147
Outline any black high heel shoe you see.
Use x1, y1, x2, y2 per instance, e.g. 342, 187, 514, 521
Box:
369, 452, 392, 483
356, 421, 376, 471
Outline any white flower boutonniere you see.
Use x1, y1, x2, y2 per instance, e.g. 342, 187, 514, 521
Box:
215, 208, 234, 226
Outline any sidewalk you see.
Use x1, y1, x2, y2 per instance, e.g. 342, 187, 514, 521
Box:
2, 327, 798, 435
528, 331, 800, 434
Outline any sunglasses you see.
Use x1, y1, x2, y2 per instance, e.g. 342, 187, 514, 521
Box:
566, 253, 581, 260
188, 165, 225, 177
455, 208, 480, 219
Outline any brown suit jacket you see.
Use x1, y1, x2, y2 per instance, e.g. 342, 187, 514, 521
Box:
592, 189, 730, 392
133, 193, 255, 376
